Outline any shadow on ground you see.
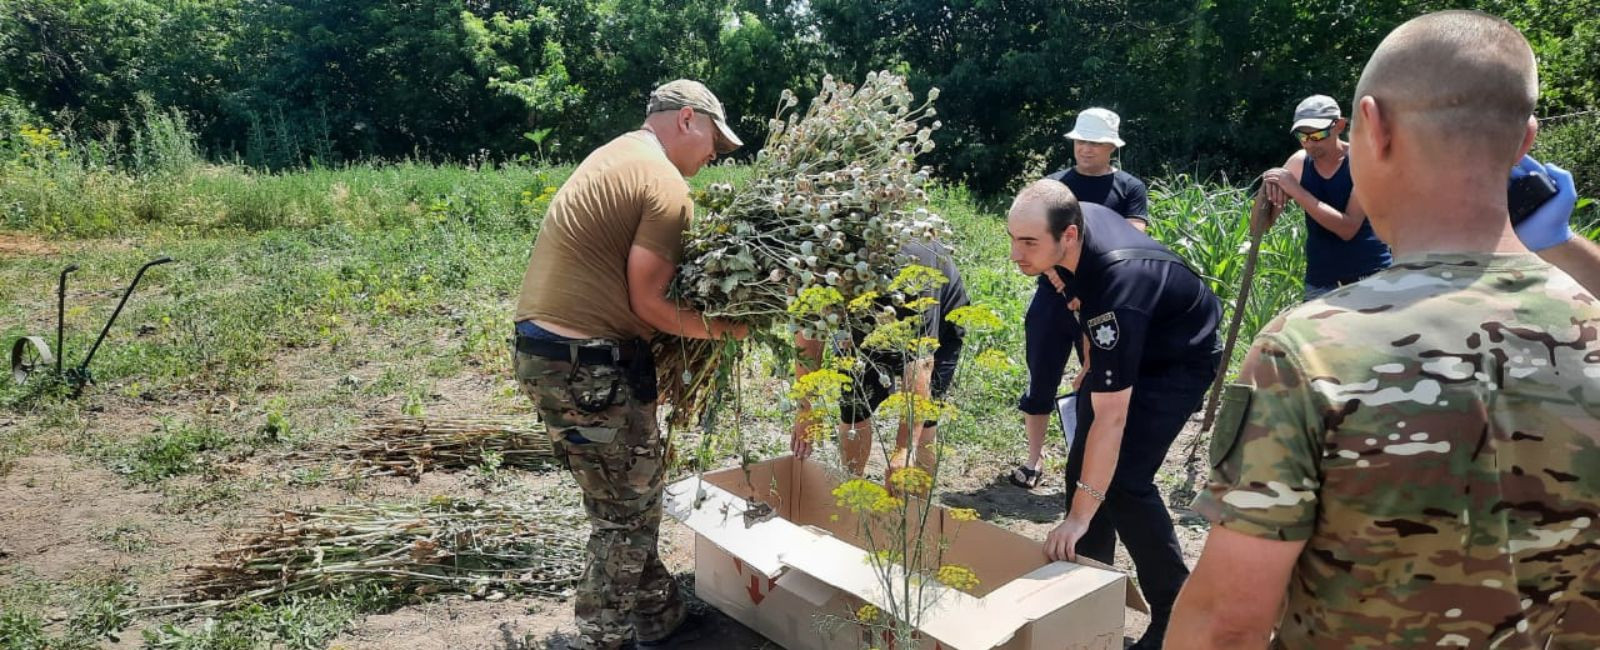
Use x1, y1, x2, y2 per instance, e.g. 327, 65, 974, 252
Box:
532, 604, 778, 649
939, 471, 1066, 524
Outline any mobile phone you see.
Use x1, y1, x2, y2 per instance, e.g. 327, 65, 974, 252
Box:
1508, 171, 1558, 225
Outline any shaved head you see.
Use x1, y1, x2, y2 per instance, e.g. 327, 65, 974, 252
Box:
1010, 179, 1082, 241
1354, 10, 1537, 164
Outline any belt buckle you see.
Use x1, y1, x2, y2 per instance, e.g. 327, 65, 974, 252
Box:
572, 339, 623, 364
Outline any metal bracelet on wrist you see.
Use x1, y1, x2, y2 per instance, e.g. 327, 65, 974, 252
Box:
1075, 480, 1106, 503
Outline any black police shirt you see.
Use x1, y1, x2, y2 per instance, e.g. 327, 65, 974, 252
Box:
1036, 167, 1152, 303
1057, 204, 1221, 393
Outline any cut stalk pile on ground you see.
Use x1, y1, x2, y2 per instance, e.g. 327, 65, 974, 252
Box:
286, 416, 553, 479
657, 71, 949, 425
165, 498, 584, 611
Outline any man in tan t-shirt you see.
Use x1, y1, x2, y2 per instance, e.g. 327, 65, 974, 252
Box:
512, 79, 747, 650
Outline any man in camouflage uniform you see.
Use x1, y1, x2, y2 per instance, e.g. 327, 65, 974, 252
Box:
512, 80, 747, 649
1168, 11, 1600, 649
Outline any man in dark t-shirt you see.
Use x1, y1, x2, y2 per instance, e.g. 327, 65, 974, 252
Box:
1014, 107, 1152, 490
1007, 179, 1221, 649
1259, 95, 1392, 300
1044, 107, 1151, 229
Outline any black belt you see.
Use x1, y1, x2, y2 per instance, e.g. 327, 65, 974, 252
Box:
515, 335, 639, 365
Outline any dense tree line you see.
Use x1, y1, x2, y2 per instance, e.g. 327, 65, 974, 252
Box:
1, 0, 1595, 192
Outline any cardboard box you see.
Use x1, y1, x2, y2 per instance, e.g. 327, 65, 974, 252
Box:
664, 455, 1133, 649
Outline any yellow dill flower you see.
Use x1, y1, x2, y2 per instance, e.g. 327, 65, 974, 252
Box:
903, 296, 939, 313
974, 348, 1012, 372
889, 264, 948, 294
888, 467, 933, 494
860, 317, 917, 351
868, 548, 905, 565
789, 368, 852, 402
788, 286, 845, 318
945, 305, 1004, 333
878, 392, 954, 423
856, 604, 880, 623
936, 564, 980, 592
792, 419, 830, 447
828, 355, 860, 373
847, 290, 881, 313
833, 479, 889, 513
948, 507, 980, 522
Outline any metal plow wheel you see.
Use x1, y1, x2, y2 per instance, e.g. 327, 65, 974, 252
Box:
9, 336, 53, 384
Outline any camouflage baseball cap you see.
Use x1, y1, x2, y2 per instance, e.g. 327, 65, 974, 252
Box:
647, 80, 744, 154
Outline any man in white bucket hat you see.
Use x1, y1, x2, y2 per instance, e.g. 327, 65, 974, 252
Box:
1048, 107, 1150, 230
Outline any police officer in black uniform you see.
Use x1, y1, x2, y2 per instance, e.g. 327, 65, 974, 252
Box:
1005, 179, 1221, 650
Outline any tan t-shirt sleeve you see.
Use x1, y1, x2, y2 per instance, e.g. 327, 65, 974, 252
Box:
632, 174, 694, 265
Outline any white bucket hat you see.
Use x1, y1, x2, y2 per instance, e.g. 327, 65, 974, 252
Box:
1066, 107, 1125, 148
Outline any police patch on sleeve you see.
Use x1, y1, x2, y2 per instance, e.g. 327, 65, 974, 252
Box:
1087, 312, 1119, 350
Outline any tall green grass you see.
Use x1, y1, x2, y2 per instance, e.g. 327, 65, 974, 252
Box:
3, 112, 1585, 447
1148, 176, 1307, 373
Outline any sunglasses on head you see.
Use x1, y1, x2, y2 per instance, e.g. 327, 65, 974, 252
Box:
1295, 125, 1336, 143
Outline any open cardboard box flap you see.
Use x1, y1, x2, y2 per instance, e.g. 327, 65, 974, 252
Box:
776, 532, 1125, 650
666, 455, 1142, 648
663, 476, 820, 579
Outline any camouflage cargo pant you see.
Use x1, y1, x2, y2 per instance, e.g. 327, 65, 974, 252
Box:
514, 349, 685, 649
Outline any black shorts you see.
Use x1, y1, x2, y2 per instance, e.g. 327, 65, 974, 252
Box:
839, 338, 962, 425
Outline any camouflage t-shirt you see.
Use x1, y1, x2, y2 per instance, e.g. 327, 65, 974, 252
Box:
1195, 252, 1600, 649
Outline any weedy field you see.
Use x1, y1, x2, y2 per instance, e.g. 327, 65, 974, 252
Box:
1, 146, 1586, 648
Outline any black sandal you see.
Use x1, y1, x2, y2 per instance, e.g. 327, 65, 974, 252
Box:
1009, 464, 1042, 489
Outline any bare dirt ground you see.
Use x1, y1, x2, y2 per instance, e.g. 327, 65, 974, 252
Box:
1, 338, 1211, 650
0, 232, 59, 257
327, 417, 1214, 649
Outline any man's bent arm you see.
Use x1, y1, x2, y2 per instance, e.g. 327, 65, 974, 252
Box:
1537, 236, 1600, 297
1166, 527, 1305, 649
628, 244, 742, 339
1275, 153, 1365, 240
1071, 388, 1131, 521
1285, 181, 1366, 240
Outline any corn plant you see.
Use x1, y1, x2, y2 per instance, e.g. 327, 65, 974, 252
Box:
1147, 176, 1306, 375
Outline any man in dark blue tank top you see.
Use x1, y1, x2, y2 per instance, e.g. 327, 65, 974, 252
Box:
1260, 95, 1392, 300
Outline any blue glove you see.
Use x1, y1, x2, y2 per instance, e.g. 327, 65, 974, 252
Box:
1512, 155, 1576, 252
